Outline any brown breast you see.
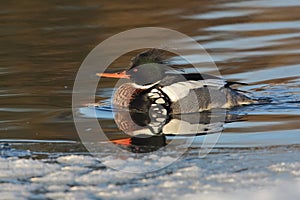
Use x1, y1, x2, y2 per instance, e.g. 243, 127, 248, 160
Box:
113, 83, 143, 108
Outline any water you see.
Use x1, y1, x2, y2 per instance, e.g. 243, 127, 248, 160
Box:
0, 0, 300, 199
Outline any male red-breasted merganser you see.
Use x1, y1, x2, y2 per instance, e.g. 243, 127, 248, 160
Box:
97, 49, 257, 114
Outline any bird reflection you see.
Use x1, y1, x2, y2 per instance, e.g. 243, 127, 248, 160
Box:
111, 107, 245, 153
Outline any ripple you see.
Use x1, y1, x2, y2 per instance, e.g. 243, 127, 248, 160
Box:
0, 108, 47, 112
205, 20, 300, 32
42, 24, 102, 31
78, 106, 114, 119
224, 64, 300, 83
223, 0, 300, 8
184, 10, 259, 20
202, 33, 300, 50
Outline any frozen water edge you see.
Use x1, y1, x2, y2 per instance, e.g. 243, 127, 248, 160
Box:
0, 145, 299, 199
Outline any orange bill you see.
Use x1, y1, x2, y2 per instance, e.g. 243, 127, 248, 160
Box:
96, 70, 130, 79
111, 138, 132, 146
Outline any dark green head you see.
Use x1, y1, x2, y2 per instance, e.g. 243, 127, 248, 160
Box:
129, 49, 164, 69
127, 63, 167, 85
127, 49, 167, 85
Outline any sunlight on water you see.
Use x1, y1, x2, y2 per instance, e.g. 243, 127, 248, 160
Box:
225, 64, 300, 83
223, 0, 300, 8
202, 33, 300, 50
184, 10, 260, 19
206, 20, 300, 32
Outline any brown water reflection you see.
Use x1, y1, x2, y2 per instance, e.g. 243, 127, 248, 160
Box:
0, 0, 300, 146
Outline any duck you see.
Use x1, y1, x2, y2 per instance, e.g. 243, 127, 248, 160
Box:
97, 48, 258, 114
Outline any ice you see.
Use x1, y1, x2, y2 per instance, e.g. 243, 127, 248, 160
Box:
0, 145, 299, 199
75, 169, 137, 185
0, 157, 59, 179
269, 162, 300, 176
181, 178, 300, 200
31, 171, 77, 185
56, 155, 98, 166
